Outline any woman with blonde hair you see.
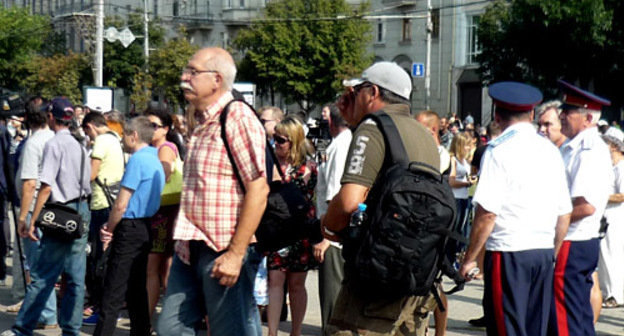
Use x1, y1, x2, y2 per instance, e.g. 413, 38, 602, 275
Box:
266, 116, 318, 336
448, 132, 477, 261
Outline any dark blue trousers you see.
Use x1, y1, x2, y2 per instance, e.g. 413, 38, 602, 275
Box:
548, 239, 599, 336
484, 249, 554, 336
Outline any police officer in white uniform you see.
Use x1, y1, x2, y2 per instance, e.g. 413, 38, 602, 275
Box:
460, 81, 572, 336
548, 80, 613, 336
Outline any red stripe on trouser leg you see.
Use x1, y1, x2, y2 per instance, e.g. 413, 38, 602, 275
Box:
554, 241, 571, 336
492, 252, 507, 336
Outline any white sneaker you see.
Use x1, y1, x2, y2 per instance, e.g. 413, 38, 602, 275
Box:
0, 330, 17, 336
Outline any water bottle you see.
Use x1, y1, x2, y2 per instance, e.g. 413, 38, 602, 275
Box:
347, 203, 367, 241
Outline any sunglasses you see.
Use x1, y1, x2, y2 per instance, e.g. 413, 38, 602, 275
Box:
274, 135, 289, 145
151, 122, 164, 129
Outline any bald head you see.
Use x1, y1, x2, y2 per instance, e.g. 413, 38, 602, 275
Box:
196, 47, 236, 90
416, 110, 441, 145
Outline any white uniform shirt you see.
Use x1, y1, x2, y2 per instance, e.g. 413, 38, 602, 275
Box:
473, 122, 572, 251
561, 127, 613, 241
604, 160, 624, 226
438, 145, 451, 173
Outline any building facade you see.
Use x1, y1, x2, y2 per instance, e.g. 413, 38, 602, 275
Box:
5, 0, 493, 123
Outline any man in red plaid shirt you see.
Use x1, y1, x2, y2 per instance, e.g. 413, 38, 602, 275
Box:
157, 47, 269, 336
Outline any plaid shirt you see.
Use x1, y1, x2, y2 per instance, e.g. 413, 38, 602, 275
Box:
173, 92, 266, 264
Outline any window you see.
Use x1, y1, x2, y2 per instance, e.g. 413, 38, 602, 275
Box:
431, 8, 439, 39
173, 1, 179, 16
239, 0, 244, 8
154, 0, 158, 16
376, 20, 385, 43
466, 15, 481, 64
206, 0, 210, 16
401, 19, 411, 42
225, 0, 232, 9
194, 0, 198, 14
221, 32, 229, 48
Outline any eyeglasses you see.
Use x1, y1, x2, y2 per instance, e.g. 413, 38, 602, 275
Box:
274, 135, 289, 145
150, 122, 164, 129
353, 82, 375, 95
260, 118, 274, 125
181, 67, 218, 77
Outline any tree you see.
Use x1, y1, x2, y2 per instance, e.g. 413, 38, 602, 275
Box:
20, 52, 91, 104
149, 27, 198, 112
103, 12, 165, 90
235, 0, 372, 112
0, 7, 55, 90
477, 0, 613, 99
129, 68, 153, 114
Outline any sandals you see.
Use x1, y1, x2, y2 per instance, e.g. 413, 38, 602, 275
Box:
602, 297, 620, 308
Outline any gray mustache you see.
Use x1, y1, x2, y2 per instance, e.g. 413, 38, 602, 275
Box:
180, 82, 194, 92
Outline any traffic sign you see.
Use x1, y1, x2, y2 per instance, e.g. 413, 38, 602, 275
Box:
118, 28, 136, 48
412, 63, 425, 78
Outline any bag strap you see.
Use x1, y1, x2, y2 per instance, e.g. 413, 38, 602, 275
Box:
363, 111, 442, 181
106, 131, 126, 168
219, 99, 284, 195
94, 177, 115, 209
77, 138, 86, 202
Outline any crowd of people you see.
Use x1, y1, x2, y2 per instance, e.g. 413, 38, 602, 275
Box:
0, 45, 618, 336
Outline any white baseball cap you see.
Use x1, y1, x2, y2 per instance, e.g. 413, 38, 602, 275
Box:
343, 62, 412, 100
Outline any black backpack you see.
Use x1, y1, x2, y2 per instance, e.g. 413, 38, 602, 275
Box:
220, 100, 322, 253
342, 111, 465, 304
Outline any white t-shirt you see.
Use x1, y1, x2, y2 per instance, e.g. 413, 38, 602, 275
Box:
605, 160, 624, 226
438, 145, 450, 174
16, 128, 55, 203
316, 129, 352, 248
452, 157, 470, 199
561, 127, 613, 241
473, 122, 572, 251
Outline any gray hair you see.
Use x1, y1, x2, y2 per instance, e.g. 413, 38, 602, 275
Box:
537, 100, 562, 119
123, 116, 154, 144
204, 51, 237, 91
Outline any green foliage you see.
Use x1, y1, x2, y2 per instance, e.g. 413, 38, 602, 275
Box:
477, 0, 613, 98
130, 69, 153, 113
0, 6, 53, 90
235, 0, 372, 112
149, 27, 198, 111
20, 52, 91, 104
103, 12, 166, 90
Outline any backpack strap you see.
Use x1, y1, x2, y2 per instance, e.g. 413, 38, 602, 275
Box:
363, 111, 441, 180
219, 99, 282, 195
362, 111, 410, 168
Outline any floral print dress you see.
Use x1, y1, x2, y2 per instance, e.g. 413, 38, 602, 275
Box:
266, 160, 318, 272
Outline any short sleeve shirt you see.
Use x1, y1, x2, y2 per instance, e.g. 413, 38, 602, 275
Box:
90, 132, 125, 210
121, 146, 165, 218
341, 104, 440, 187
473, 122, 572, 251
16, 128, 54, 200
561, 127, 613, 240
316, 129, 352, 218
40, 129, 91, 203
174, 92, 267, 256
605, 160, 624, 225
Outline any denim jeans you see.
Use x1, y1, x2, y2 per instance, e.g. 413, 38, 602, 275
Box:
16, 212, 57, 325
157, 242, 262, 336
13, 200, 89, 336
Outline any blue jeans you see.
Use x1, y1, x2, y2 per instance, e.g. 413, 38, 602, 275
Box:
157, 242, 262, 336
22, 213, 57, 326
13, 200, 89, 336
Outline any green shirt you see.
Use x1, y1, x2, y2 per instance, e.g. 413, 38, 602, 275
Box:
341, 104, 440, 188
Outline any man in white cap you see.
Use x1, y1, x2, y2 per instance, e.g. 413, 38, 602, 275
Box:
322, 62, 439, 336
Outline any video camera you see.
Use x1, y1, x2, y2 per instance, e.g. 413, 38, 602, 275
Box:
0, 91, 26, 119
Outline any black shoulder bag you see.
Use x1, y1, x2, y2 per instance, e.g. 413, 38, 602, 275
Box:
219, 100, 316, 253
35, 140, 87, 241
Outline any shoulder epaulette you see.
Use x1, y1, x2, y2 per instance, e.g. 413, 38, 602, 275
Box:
488, 130, 517, 148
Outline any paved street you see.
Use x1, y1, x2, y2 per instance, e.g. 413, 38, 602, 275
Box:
0, 267, 621, 335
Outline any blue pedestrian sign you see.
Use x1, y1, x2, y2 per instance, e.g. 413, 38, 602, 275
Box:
412, 63, 425, 78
